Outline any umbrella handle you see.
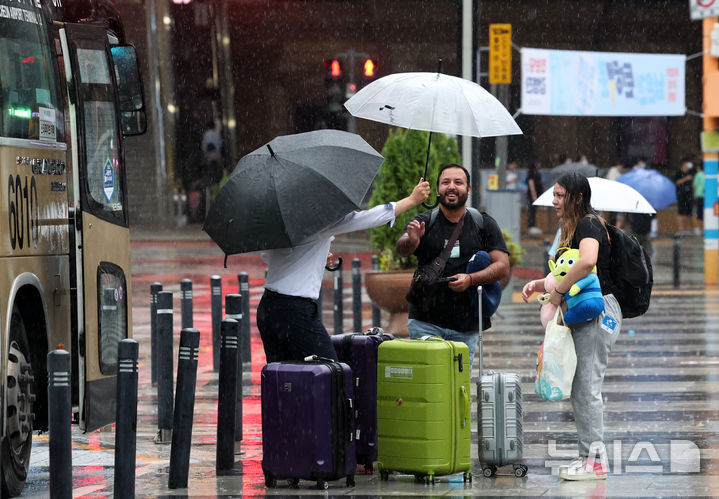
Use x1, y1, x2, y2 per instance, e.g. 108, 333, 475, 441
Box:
325, 255, 343, 272
423, 194, 439, 209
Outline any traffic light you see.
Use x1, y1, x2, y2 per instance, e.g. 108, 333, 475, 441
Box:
322, 59, 347, 130
362, 58, 377, 81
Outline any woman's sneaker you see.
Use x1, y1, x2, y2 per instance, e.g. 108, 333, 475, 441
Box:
559, 456, 607, 481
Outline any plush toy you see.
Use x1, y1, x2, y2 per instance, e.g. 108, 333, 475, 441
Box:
539, 248, 604, 325
538, 271, 564, 327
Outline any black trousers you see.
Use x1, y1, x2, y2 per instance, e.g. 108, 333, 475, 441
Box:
257, 290, 338, 363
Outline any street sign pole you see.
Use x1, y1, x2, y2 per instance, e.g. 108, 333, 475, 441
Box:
489, 23, 512, 189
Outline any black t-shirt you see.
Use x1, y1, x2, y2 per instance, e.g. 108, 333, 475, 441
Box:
408, 209, 509, 332
525, 168, 544, 202
675, 170, 694, 202
570, 216, 615, 296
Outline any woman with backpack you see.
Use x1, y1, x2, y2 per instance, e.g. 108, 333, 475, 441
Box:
521, 172, 622, 481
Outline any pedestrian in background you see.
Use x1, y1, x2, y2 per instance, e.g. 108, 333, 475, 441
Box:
627, 212, 653, 262
604, 159, 629, 228
505, 159, 519, 190
693, 162, 705, 235
521, 172, 622, 481
674, 157, 694, 233
257, 178, 430, 363
526, 161, 544, 236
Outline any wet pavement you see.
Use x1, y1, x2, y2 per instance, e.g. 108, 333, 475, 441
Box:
18, 225, 719, 497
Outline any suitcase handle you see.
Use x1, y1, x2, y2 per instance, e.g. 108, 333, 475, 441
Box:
303, 354, 336, 363
460, 385, 470, 428
419, 335, 442, 342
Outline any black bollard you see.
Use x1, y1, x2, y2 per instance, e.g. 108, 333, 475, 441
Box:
216, 319, 239, 473
371, 255, 381, 327
225, 294, 243, 443
168, 328, 200, 489
115, 339, 139, 499
156, 291, 174, 443
180, 279, 193, 330
333, 264, 343, 334
673, 233, 681, 289
352, 258, 362, 332
237, 273, 251, 367
48, 350, 72, 499
150, 282, 162, 386
211, 276, 222, 372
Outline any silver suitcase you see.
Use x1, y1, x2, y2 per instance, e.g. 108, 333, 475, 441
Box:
476, 286, 527, 477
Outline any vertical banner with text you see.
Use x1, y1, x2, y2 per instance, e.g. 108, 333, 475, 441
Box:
489, 24, 512, 85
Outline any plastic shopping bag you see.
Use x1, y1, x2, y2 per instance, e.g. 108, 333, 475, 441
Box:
534, 308, 577, 401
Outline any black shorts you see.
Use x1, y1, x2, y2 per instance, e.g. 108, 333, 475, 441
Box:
677, 197, 693, 216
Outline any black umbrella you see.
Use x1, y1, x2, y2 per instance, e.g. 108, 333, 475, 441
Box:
203, 129, 385, 255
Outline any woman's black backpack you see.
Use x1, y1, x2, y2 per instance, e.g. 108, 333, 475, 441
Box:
606, 224, 653, 318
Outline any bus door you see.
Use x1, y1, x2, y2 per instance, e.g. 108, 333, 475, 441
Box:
59, 24, 131, 432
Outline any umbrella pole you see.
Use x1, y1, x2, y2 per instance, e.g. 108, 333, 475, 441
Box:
422, 131, 439, 209
423, 131, 433, 180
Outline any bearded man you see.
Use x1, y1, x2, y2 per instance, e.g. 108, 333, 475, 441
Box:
396, 163, 510, 366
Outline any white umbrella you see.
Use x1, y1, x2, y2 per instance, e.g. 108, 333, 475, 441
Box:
345, 63, 522, 207
533, 177, 656, 214
344, 71, 523, 138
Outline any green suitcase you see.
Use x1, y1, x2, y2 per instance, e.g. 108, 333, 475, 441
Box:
376, 337, 472, 484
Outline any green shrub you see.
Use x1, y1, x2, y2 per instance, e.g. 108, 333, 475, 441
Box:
369, 128, 461, 270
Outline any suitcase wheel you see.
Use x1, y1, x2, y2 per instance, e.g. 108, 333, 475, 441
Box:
316, 480, 329, 490
346, 475, 356, 487
463, 471, 472, 482
379, 470, 389, 481
482, 465, 497, 478
288, 478, 300, 488
424, 474, 436, 485
513, 464, 528, 478
264, 474, 277, 488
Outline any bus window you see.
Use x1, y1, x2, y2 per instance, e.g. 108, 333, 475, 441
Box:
75, 47, 126, 221
0, 0, 62, 141
97, 263, 127, 375
110, 45, 146, 135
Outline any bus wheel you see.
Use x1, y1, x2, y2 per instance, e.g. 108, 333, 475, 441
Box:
2, 306, 34, 497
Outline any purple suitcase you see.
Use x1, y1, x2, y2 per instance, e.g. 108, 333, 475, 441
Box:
331, 327, 394, 472
261, 357, 356, 489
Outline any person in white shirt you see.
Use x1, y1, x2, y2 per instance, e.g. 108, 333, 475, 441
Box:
257, 178, 430, 362
505, 160, 519, 190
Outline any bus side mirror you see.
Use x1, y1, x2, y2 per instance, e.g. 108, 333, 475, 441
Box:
110, 44, 147, 136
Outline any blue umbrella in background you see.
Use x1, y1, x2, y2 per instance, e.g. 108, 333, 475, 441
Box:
616, 168, 677, 211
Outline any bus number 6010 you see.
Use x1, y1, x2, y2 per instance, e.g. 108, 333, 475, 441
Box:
8, 174, 39, 250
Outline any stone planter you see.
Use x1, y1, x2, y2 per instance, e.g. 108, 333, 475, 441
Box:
364, 270, 414, 337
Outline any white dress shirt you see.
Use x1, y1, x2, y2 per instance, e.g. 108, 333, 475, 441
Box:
262, 203, 396, 299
